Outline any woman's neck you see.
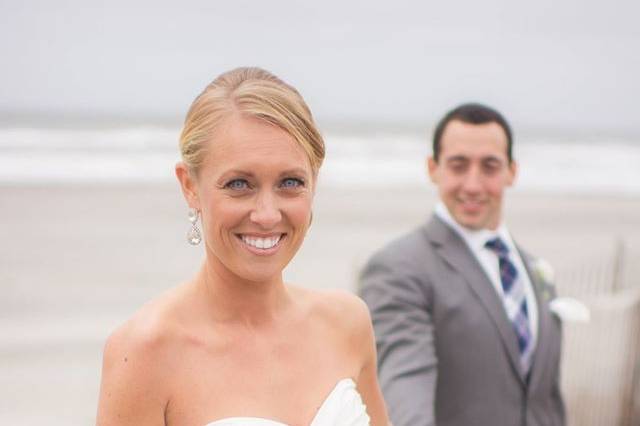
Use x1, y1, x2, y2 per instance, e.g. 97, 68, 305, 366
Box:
193, 259, 292, 327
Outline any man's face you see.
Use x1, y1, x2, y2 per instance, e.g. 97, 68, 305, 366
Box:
428, 120, 517, 230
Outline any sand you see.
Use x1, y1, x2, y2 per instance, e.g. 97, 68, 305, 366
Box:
1, 182, 639, 424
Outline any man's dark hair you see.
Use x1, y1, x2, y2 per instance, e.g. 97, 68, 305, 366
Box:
432, 103, 513, 163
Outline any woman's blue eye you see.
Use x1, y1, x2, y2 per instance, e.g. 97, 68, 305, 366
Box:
281, 178, 303, 188
226, 179, 249, 190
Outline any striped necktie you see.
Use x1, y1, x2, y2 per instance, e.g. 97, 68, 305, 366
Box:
485, 237, 533, 373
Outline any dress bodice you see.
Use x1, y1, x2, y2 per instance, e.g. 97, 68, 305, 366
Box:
204, 378, 369, 426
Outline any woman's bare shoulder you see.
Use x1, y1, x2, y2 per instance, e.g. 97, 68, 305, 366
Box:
292, 286, 372, 337
97, 286, 190, 424
105, 314, 160, 362
106, 285, 186, 354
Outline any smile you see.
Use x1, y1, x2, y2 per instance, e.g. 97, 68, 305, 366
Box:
458, 199, 487, 210
238, 234, 285, 251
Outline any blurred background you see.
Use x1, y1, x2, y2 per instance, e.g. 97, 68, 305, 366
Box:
1, 1, 639, 424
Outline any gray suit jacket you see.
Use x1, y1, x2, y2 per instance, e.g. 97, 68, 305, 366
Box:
359, 216, 565, 426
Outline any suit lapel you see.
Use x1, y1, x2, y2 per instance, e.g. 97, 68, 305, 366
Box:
424, 216, 526, 385
520, 250, 552, 390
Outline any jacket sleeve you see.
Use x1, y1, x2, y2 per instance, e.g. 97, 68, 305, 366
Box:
359, 253, 437, 426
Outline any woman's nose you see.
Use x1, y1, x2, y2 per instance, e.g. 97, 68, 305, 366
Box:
249, 191, 282, 228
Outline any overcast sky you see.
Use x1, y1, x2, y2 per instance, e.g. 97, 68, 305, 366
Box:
1, 0, 639, 134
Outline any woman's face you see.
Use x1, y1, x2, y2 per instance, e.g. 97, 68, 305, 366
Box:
178, 114, 314, 284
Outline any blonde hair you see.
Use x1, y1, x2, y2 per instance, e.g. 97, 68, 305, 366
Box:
179, 67, 325, 176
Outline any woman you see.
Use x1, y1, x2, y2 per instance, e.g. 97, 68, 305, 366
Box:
96, 67, 389, 426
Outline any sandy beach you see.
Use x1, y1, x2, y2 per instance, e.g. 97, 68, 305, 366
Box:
1, 182, 639, 424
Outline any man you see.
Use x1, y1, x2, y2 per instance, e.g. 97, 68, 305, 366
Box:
359, 103, 565, 426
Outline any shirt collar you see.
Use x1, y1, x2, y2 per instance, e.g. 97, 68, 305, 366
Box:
434, 201, 515, 253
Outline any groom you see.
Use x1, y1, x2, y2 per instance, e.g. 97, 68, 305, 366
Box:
359, 103, 565, 426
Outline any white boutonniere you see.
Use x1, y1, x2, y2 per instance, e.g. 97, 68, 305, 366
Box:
531, 258, 591, 323
531, 258, 556, 303
532, 258, 555, 285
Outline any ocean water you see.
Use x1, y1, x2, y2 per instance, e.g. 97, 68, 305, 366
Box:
1, 126, 639, 195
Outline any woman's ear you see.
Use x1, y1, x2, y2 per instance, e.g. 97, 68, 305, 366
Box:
175, 162, 200, 210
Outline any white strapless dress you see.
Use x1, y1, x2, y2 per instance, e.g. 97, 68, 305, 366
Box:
204, 378, 369, 426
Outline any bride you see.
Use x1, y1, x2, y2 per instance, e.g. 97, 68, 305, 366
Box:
96, 67, 389, 426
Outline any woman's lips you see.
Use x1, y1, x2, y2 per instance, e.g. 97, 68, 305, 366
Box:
237, 233, 286, 255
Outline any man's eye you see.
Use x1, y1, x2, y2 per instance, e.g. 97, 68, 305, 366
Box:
281, 178, 304, 188
449, 163, 467, 173
225, 179, 249, 190
482, 162, 500, 174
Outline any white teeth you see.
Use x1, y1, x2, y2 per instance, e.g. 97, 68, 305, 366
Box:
241, 235, 281, 250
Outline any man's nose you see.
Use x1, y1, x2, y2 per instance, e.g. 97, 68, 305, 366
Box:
249, 190, 282, 228
461, 166, 483, 193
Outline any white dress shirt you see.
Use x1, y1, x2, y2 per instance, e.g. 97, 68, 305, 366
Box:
434, 202, 539, 347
